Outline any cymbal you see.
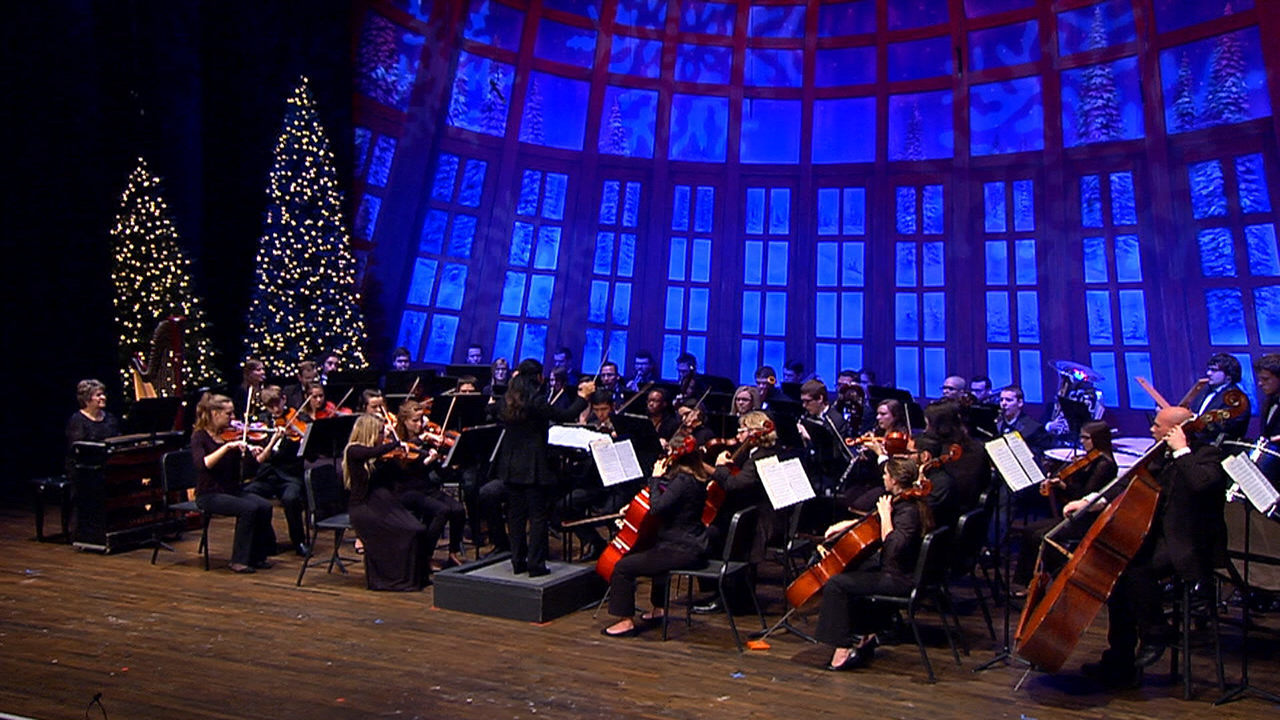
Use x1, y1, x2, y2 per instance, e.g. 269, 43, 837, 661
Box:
1049, 359, 1104, 382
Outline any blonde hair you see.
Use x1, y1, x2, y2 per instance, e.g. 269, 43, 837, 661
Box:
342, 414, 386, 489
194, 393, 233, 433
738, 410, 777, 447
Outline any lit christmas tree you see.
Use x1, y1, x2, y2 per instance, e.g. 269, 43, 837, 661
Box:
110, 158, 222, 394
522, 75, 544, 144
1171, 52, 1199, 133
244, 77, 369, 375
1076, 7, 1123, 144
1206, 5, 1248, 126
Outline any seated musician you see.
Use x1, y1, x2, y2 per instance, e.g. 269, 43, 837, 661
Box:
755, 365, 794, 409
816, 455, 931, 671
316, 351, 340, 387
626, 349, 658, 392
465, 343, 484, 365
600, 445, 713, 637
282, 360, 318, 410
392, 401, 467, 571
244, 384, 308, 555
234, 358, 267, 419
675, 398, 716, 447
1067, 406, 1229, 686
65, 379, 122, 467
1013, 420, 1116, 588
551, 346, 580, 386
1044, 370, 1105, 447
298, 382, 336, 421
839, 399, 910, 515
830, 382, 866, 437
359, 389, 386, 415
1187, 353, 1251, 444
598, 361, 626, 406
996, 385, 1048, 457
675, 352, 706, 403
732, 385, 762, 416
391, 346, 412, 372
914, 400, 987, 528
343, 413, 432, 591
939, 375, 968, 403
484, 357, 510, 396
969, 375, 997, 407
646, 388, 681, 441
1257, 353, 1280, 441
190, 393, 278, 574
545, 368, 575, 409
796, 379, 851, 496
559, 391, 636, 561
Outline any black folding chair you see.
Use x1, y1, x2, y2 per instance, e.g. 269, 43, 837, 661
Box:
296, 464, 357, 586
151, 449, 218, 570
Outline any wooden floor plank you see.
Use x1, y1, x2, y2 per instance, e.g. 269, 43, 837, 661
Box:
1, 508, 1276, 719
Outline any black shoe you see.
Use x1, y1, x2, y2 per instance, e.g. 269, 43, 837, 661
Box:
296, 543, 310, 557
251, 560, 273, 570
692, 599, 723, 615
511, 562, 528, 574
528, 566, 551, 578
600, 624, 642, 638
580, 541, 607, 563
1081, 659, 1140, 688
1135, 640, 1168, 669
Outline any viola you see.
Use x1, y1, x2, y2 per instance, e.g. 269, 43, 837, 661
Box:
1039, 449, 1101, 498
1015, 390, 1247, 673
275, 408, 309, 440
845, 429, 911, 456
784, 444, 959, 609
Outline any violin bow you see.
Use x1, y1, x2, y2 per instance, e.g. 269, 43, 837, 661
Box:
591, 343, 611, 384
335, 386, 355, 412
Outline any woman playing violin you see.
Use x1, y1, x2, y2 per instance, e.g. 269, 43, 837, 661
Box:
675, 397, 716, 447
600, 445, 713, 637
392, 401, 467, 571
816, 455, 932, 671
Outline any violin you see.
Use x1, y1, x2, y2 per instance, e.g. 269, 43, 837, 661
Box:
845, 429, 912, 456
720, 420, 776, 474
275, 408, 309, 440
1039, 449, 1101, 498
219, 422, 271, 443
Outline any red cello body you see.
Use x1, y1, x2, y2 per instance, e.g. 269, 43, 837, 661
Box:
595, 488, 658, 582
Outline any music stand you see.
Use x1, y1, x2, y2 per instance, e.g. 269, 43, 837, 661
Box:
780, 381, 803, 401
702, 391, 732, 415
429, 394, 489, 431
382, 369, 435, 395
966, 404, 1000, 440
442, 423, 503, 469
704, 411, 737, 439
769, 406, 805, 449
975, 437, 1038, 674
125, 397, 184, 437
613, 412, 663, 468
300, 415, 358, 462
1058, 396, 1092, 439
446, 363, 492, 388
702, 374, 736, 394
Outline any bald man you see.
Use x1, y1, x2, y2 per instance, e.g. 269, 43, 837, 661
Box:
1068, 405, 1229, 688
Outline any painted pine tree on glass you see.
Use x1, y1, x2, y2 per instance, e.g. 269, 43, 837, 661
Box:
1206, 6, 1248, 126
1171, 53, 1199, 133
606, 99, 629, 156
903, 104, 924, 161
244, 78, 369, 375
480, 64, 508, 137
1077, 7, 1122, 143
522, 75, 544, 144
110, 158, 222, 394
448, 73, 468, 126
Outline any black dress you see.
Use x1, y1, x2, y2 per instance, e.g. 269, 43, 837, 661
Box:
65, 411, 121, 476
346, 442, 431, 591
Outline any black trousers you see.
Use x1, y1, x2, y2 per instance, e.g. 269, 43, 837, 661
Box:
400, 488, 467, 555
197, 491, 275, 566
1105, 537, 1175, 663
244, 468, 305, 547
814, 569, 913, 647
506, 483, 552, 571
607, 545, 705, 618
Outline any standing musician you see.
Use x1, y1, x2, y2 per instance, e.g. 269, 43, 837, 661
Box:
1256, 353, 1280, 441
1066, 406, 1230, 686
626, 349, 658, 392
600, 445, 713, 637
646, 388, 681, 441
244, 385, 308, 555
732, 386, 763, 416
815, 455, 931, 671
66, 379, 122, 476
1187, 353, 1251, 444
282, 360, 318, 410
343, 414, 432, 591
392, 401, 467, 571
492, 359, 593, 576
190, 393, 279, 574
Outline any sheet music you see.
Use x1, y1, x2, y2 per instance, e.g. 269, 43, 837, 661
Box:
756, 455, 816, 510
1006, 432, 1041, 480
985, 435, 1038, 492
590, 438, 644, 487
548, 425, 601, 450
1223, 453, 1280, 515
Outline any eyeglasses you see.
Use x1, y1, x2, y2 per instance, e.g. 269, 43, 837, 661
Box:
941, 386, 964, 392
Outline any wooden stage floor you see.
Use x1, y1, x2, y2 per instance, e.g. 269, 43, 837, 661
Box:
1, 507, 1277, 719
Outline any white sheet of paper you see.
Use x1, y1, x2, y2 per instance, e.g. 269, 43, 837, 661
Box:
1223, 453, 1280, 515
756, 455, 816, 510
1006, 432, 1042, 480
590, 437, 644, 487
985, 435, 1037, 492
548, 424, 601, 450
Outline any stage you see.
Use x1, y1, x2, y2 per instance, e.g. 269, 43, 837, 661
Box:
0, 507, 1276, 719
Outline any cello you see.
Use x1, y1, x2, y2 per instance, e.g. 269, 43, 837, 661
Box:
1014, 390, 1247, 672
784, 444, 960, 609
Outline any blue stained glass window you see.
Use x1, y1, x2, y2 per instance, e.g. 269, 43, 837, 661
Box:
623, 183, 641, 227
896, 243, 917, 287
1110, 172, 1137, 225
600, 85, 659, 159
667, 287, 686, 329
739, 340, 760, 384
842, 293, 864, 338
669, 94, 729, 162
691, 238, 711, 281
519, 324, 548, 363
765, 293, 787, 336
436, 264, 468, 310
464, 0, 523, 51
924, 348, 948, 396
672, 186, 691, 231
1089, 352, 1119, 409
767, 242, 789, 285
1061, 57, 1146, 147
1013, 180, 1035, 231
1116, 235, 1142, 282
609, 35, 663, 78
844, 243, 865, 286
1019, 349, 1043, 403
448, 215, 476, 258
688, 287, 708, 331
594, 232, 615, 275
746, 189, 766, 235
368, 136, 396, 187
770, 189, 792, 234
355, 195, 380, 241
888, 36, 953, 82
694, 186, 715, 231
895, 293, 919, 340
985, 182, 1007, 233
518, 170, 541, 216
433, 154, 459, 202
1189, 161, 1227, 219
1015, 240, 1037, 284
1237, 154, 1271, 213
1057, 0, 1136, 56
923, 292, 946, 341
819, 0, 876, 36
544, 0, 599, 19
844, 189, 867, 234
815, 47, 877, 87
741, 291, 760, 334
1081, 175, 1102, 227
986, 241, 1009, 285
424, 315, 460, 364
583, 329, 604, 370
494, 321, 518, 364
889, 90, 955, 161
675, 44, 734, 84
600, 182, 620, 225
680, 2, 735, 35
841, 344, 864, 373
750, 5, 805, 37
615, 0, 666, 27
1118, 289, 1148, 344
818, 190, 839, 236
817, 293, 836, 337
534, 19, 596, 68
1086, 290, 1113, 344
1159, 27, 1273, 135
1247, 225, 1280, 276
987, 349, 1012, 389
397, 310, 427, 358
1125, 352, 1156, 410
449, 53, 514, 136
1153, 0, 1254, 34
421, 210, 447, 254
889, 0, 947, 30
923, 186, 944, 234
1255, 286, 1280, 344
896, 188, 917, 234
896, 347, 921, 398
534, 226, 561, 270
355, 127, 372, 172
817, 244, 838, 286
407, 258, 438, 306
1083, 236, 1108, 283
589, 281, 609, 323
500, 272, 526, 316
744, 242, 763, 284
1198, 228, 1237, 277
813, 98, 877, 164
619, 233, 637, 277
987, 292, 1010, 342
613, 283, 633, 325
969, 20, 1040, 72
527, 275, 555, 318
1205, 288, 1247, 345
1017, 291, 1040, 342
742, 100, 802, 164
459, 159, 486, 206
970, 76, 1044, 156
745, 49, 803, 87
510, 222, 534, 266
668, 236, 687, 281
543, 173, 568, 219
923, 243, 945, 286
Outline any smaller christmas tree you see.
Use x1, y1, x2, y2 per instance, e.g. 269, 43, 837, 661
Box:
1206, 5, 1249, 126
479, 63, 508, 137
903, 104, 924, 160
1171, 52, 1199, 133
110, 158, 222, 394
522, 75, 545, 144
606, 99, 629, 156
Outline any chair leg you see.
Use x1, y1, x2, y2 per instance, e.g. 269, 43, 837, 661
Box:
907, 605, 936, 683
1182, 583, 1192, 701
661, 576, 673, 641
200, 518, 212, 571
328, 529, 346, 574
970, 569, 997, 640
592, 585, 612, 620
719, 584, 744, 653
939, 591, 967, 661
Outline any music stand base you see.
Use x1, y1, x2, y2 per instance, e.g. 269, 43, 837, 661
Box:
751, 607, 818, 644
1214, 683, 1280, 706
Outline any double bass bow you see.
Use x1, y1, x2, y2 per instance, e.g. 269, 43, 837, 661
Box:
1015, 389, 1247, 673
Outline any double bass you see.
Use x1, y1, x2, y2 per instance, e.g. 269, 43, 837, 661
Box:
1014, 390, 1247, 672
